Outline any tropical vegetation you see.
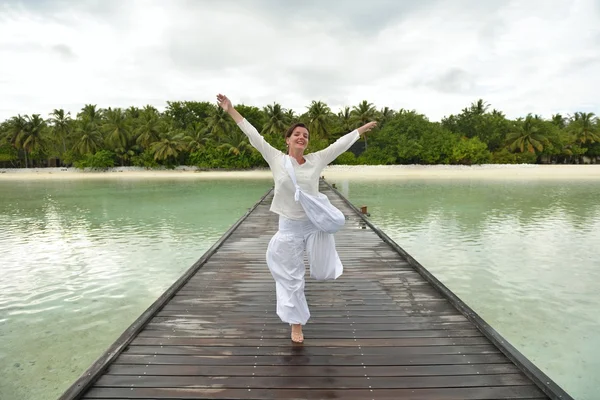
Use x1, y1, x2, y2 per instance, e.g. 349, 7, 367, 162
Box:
0, 99, 598, 169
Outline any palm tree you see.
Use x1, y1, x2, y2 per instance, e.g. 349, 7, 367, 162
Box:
207, 107, 232, 141
551, 113, 565, 129
337, 107, 352, 130
506, 114, 549, 153
6, 115, 27, 163
0, 121, 8, 144
103, 108, 130, 150
491, 109, 505, 118
218, 130, 252, 156
284, 109, 297, 123
184, 122, 211, 153
469, 99, 490, 115
113, 147, 135, 166
379, 106, 396, 128
77, 104, 102, 123
125, 106, 140, 120
135, 107, 161, 150
73, 116, 103, 155
306, 100, 332, 140
329, 107, 352, 141
8, 115, 45, 167
350, 100, 377, 150
9, 116, 30, 167
48, 109, 72, 156
568, 112, 600, 144
150, 130, 186, 162
262, 103, 289, 135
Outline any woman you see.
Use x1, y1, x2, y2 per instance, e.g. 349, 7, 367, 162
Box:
217, 94, 377, 343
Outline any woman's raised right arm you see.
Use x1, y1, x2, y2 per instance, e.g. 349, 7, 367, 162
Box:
217, 93, 281, 163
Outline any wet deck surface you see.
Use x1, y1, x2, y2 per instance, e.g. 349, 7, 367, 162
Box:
77, 182, 550, 399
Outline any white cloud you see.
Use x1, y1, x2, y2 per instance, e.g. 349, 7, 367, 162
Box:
0, 0, 598, 121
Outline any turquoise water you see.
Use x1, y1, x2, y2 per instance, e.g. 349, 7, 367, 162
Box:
1, 177, 599, 399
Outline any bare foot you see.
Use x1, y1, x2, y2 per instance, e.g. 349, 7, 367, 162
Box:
291, 324, 304, 343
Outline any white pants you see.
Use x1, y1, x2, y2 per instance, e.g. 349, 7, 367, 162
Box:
266, 216, 343, 325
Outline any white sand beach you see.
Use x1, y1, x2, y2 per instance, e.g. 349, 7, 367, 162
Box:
324, 164, 600, 181
1, 164, 600, 181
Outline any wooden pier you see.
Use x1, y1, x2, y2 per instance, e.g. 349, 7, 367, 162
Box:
60, 180, 573, 400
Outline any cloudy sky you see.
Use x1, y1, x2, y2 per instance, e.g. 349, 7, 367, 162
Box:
1, 0, 599, 122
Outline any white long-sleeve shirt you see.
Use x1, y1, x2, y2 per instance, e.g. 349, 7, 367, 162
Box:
236, 118, 360, 220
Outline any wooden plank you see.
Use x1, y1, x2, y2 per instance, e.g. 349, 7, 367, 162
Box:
113, 353, 509, 366
151, 315, 469, 323
82, 386, 546, 399
144, 321, 476, 331
123, 344, 501, 356
94, 373, 531, 389
136, 328, 485, 339
159, 304, 458, 312
156, 308, 459, 316
105, 363, 521, 377
130, 336, 491, 347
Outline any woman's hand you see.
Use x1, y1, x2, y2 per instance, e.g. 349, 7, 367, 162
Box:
216, 94, 232, 112
357, 121, 378, 136
216, 93, 244, 123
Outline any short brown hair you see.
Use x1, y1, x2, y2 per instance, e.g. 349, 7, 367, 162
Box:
284, 123, 309, 139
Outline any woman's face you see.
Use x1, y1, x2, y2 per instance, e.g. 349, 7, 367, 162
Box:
286, 127, 309, 153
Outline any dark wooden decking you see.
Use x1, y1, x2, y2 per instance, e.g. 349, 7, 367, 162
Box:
61, 181, 573, 400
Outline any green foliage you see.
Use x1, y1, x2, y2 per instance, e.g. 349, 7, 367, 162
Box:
307, 137, 329, 153
131, 151, 159, 168
442, 100, 511, 151
333, 151, 357, 165
103, 107, 130, 150
451, 137, 491, 165
190, 142, 261, 170
0, 144, 17, 162
207, 107, 233, 141
164, 101, 214, 129
262, 103, 290, 136
28, 147, 48, 165
568, 112, 600, 146
586, 142, 600, 157
249, 148, 268, 168
60, 150, 80, 166
0, 98, 598, 169
150, 130, 185, 162
264, 132, 286, 153
189, 142, 225, 169
235, 104, 266, 132
418, 125, 457, 165
350, 100, 378, 150
490, 149, 536, 164
74, 150, 116, 170
306, 101, 333, 141
506, 115, 550, 154
218, 130, 252, 157
514, 151, 538, 164
491, 148, 519, 164
357, 146, 397, 165
394, 137, 422, 164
